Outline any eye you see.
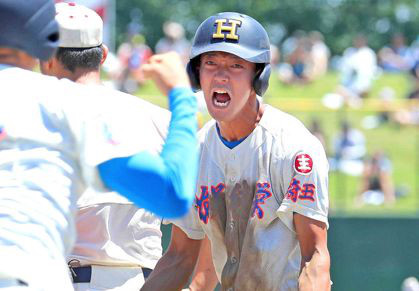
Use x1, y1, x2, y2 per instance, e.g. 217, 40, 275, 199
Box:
231, 63, 244, 69
204, 60, 216, 66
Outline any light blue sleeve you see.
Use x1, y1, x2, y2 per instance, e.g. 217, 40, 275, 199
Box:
97, 87, 198, 218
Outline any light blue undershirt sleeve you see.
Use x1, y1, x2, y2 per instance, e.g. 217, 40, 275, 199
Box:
98, 87, 198, 218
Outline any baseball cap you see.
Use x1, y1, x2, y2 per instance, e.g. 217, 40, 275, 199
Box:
55, 2, 103, 48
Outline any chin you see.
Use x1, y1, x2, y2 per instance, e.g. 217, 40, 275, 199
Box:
208, 110, 233, 123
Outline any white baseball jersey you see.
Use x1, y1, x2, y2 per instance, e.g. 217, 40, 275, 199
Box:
68, 88, 170, 271
0, 65, 163, 290
172, 104, 329, 291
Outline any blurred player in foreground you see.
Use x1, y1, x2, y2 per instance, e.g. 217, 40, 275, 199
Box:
39, 3, 169, 290
0, 0, 198, 290
142, 12, 331, 291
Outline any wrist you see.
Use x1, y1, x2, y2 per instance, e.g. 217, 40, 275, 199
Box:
168, 87, 193, 97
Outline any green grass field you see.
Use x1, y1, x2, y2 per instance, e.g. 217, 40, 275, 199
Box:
135, 72, 419, 216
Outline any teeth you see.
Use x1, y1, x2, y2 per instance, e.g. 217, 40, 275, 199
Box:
215, 90, 227, 94
214, 99, 230, 107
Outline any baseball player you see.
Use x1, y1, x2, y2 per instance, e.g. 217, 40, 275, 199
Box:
39, 3, 171, 290
142, 12, 331, 291
0, 0, 198, 290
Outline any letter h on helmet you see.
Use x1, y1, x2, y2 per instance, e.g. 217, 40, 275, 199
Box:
186, 12, 271, 96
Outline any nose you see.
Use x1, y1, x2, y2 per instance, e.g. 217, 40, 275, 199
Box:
214, 66, 229, 83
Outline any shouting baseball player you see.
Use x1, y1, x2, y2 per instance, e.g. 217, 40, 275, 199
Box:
39, 3, 172, 290
0, 0, 198, 289
142, 12, 331, 291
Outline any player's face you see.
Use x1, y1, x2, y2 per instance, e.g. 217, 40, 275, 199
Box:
199, 52, 256, 123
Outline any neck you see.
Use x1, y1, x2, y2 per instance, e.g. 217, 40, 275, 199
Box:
74, 70, 102, 85
217, 96, 264, 142
67, 68, 102, 85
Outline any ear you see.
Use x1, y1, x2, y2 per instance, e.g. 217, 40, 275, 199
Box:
100, 44, 108, 65
39, 57, 56, 75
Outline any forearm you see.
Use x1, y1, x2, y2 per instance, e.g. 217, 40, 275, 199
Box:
189, 271, 218, 291
299, 248, 331, 291
98, 87, 198, 218
188, 237, 218, 291
141, 252, 196, 291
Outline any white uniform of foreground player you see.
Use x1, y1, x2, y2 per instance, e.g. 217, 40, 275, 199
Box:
46, 3, 172, 289
0, 68, 143, 289
68, 90, 170, 290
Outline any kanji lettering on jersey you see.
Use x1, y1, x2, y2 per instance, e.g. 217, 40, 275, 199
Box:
286, 178, 316, 203
251, 182, 273, 219
294, 153, 313, 175
286, 178, 301, 202
196, 183, 225, 224
299, 184, 316, 201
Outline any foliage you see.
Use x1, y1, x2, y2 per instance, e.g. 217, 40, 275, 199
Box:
116, 0, 419, 54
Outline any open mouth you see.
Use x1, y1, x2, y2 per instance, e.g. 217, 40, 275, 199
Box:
212, 90, 231, 108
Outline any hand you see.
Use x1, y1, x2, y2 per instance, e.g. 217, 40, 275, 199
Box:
141, 52, 191, 96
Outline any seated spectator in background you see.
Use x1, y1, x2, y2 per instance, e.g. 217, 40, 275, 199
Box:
407, 61, 419, 100
286, 34, 311, 83
329, 120, 366, 176
278, 30, 311, 84
356, 151, 395, 206
116, 34, 153, 93
155, 21, 190, 64
323, 34, 377, 109
378, 33, 415, 73
308, 31, 330, 80
339, 34, 377, 99
393, 61, 419, 126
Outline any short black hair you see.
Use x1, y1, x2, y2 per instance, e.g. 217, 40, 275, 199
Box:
56, 46, 103, 73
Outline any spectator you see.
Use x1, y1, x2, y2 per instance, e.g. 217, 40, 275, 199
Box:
329, 120, 366, 176
356, 151, 395, 206
286, 34, 311, 83
340, 35, 378, 99
378, 33, 415, 73
116, 34, 153, 93
308, 31, 330, 80
323, 34, 378, 109
155, 21, 190, 64
278, 30, 311, 84
392, 61, 419, 126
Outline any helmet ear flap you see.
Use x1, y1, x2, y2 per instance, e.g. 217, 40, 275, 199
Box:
186, 60, 201, 92
253, 64, 271, 96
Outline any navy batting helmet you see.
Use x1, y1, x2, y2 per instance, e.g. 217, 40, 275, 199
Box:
0, 0, 59, 61
187, 12, 271, 96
